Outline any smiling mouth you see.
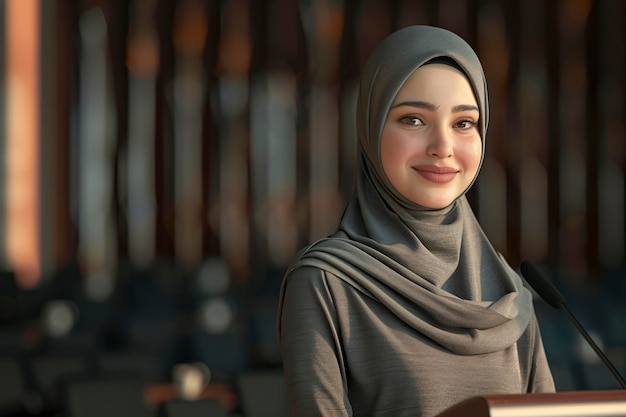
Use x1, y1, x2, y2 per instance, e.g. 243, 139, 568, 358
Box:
414, 167, 458, 184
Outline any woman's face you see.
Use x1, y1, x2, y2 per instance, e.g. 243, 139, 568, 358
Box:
380, 63, 482, 209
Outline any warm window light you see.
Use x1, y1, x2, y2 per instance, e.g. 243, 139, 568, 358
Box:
5, 0, 41, 288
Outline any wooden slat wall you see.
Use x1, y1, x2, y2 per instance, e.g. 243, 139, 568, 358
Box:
38, 0, 625, 288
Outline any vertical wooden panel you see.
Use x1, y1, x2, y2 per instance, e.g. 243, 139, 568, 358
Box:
303, 0, 346, 242
338, 0, 360, 200
596, 0, 625, 268
475, 2, 510, 256
248, 0, 272, 273
42, 0, 78, 274
391, 0, 436, 30
155, 0, 176, 259
293, 1, 311, 252
545, 0, 562, 266
76, 6, 118, 296
215, 0, 252, 281
201, 0, 221, 257
504, 0, 522, 265
437, 0, 469, 38
622, 2, 626, 270
172, 0, 208, 266
518, 0, 549, 263
559, 0, 592, 278
126, 0, 159, 267
263, 0, 302, 267
106, 0, 130, 263
585, 1, 600, 273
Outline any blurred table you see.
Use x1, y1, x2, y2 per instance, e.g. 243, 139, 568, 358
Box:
144, 383, 237, 411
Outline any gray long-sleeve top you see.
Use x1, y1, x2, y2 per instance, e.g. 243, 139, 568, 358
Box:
279, 266, 556, 417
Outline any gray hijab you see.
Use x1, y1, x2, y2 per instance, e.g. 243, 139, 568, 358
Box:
278, 25, 532, 355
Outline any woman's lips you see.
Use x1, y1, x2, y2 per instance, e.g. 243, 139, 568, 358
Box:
413, 166, 458, 184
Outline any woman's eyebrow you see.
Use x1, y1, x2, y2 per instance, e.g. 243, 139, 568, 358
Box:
452, 104, 479, 113
391, 100, 438, 111
391, 101, 478, 113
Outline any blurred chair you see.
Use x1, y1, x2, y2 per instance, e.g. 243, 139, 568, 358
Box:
237, 369, 291, 417
26, 351, 93, 412
96, 349, 164, 382
190, 330, 249, 381
157, 398, 228, 417
65, 377, 153, 417
0, 355, 26, 415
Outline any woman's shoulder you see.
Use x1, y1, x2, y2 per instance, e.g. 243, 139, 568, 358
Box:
282, 243, 348, 295
286, 263, 326, 281
285, 233, 348, 269
299, 231, 349, 254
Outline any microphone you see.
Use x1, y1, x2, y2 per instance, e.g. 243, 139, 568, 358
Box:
520, 260, 626, 389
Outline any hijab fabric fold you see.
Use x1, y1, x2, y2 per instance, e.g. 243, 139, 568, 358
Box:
278, 25, 532, 356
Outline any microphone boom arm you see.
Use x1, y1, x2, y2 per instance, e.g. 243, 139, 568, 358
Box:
520, 260, 626, 389
560, 303, 626, 389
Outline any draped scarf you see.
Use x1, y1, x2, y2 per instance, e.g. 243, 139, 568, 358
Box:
278, 25, 532, 355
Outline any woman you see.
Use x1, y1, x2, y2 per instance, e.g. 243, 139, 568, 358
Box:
277, 25, 555, 417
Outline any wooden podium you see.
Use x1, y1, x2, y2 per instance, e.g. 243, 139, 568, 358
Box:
436, 390, 626, 417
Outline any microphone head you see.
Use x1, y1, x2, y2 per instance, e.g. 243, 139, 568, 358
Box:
520, 261, 565, 309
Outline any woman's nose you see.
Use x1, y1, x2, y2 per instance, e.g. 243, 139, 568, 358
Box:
426, 127, 453, 158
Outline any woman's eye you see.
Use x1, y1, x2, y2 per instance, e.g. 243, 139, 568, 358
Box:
399, 116, 423, 126
455, 120, 476, 129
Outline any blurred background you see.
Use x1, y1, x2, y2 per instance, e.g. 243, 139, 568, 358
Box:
1, 0, 625, 416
